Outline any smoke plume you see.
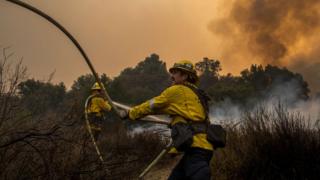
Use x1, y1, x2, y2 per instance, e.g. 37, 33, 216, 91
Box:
209, 0, 320, 92
209, 80, 320, 126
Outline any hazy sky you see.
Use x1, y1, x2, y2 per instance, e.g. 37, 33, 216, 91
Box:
0, 0, 229, 87
1, 0, 319, 92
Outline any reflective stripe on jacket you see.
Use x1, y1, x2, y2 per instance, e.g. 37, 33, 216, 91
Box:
87, 96, 112, 116
129, 84, 213, 151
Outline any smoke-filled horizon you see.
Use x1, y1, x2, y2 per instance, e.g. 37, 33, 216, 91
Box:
209, 0, 320, 92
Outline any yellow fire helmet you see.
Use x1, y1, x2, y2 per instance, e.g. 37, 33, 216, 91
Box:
91, 82, 102, 90
169, 60, 197, 77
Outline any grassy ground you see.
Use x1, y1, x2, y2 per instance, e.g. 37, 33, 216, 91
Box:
211, 105, 320, 180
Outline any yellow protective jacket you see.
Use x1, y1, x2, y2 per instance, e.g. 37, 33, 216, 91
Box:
87, 96, 112, 117
129, 83, 213, 151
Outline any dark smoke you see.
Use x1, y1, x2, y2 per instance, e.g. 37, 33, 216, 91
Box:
209, 0, 320, 92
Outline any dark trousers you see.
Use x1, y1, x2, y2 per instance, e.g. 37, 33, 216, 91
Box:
88, 114, 104, 140
168, 147, 213, 180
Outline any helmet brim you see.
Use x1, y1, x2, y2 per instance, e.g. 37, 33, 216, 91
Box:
169, 67, 197, 76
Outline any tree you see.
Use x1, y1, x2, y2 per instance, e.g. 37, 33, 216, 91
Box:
0, 47, 28, 124
109, 53, 170, 104
241, 64, 310, 103
0, 48, 68, 179
196, 58, 221, 90
67, 73, 111, 106
241, 64, 272, 92
195, 57, 222, 76
18, 79, 66, 114
207, 74, 255, 104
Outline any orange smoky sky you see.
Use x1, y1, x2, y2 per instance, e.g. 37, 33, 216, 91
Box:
1, 0, 319, 92
209, 0, 320, 93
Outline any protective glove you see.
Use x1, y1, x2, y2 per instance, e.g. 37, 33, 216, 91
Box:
168, 147, 179, 154
168, 147, 181, 157
118, 109, 129, 119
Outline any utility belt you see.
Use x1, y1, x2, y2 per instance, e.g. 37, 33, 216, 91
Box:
88, 112, 102, 116
88, 112, 105, 125
170, 117, 206, 152
88, 112, 106, 119
171, 117, 226, 151
191, 122, 207, 134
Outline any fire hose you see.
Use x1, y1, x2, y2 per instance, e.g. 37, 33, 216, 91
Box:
84, 95, 110, 174
7, 0, 172, 178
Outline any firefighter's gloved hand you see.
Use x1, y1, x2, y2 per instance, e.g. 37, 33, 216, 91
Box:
168, 147, 181, 157
119, 109, 129, 119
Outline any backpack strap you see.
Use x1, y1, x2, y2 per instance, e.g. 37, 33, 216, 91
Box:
183, 83, 227, 149
182, 83, 212, 135
183, 83, 211, 122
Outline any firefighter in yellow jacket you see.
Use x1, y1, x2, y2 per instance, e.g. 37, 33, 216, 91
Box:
87, 82, 112, 140
120, 60, 213, 180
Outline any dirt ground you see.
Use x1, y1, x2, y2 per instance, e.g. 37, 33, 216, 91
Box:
143, 155, 182, 180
